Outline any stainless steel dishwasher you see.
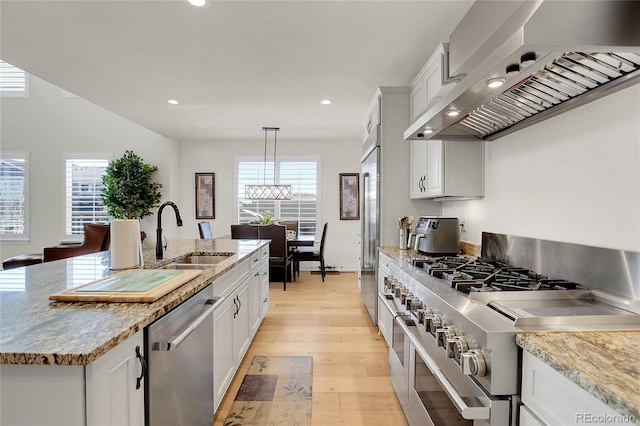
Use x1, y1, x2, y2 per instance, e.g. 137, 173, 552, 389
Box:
146, 283, 224, 426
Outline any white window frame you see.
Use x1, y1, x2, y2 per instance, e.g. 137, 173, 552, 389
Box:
0, 152, 29, 242
64, 152, 112, 237
234, 155, 321, 237
0, 60, 30, 98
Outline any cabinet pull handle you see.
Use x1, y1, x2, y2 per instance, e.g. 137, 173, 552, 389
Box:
135, 345, 146, 390
233, 296, 238, 318
237, 295, 242, 313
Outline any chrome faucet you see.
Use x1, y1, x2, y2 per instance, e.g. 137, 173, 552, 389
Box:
156, 201, 183, 259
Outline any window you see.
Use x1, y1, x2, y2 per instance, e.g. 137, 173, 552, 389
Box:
236, 156, 320, 236
0, 152, 29, 240
0, 60, 29, 98
65, 154, 111, 235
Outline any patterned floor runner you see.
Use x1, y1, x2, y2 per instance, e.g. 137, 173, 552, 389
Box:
223, 356, 313, 426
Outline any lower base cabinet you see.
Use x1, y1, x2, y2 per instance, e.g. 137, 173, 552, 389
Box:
0, 330, 144, 426
520, 350, 629, 426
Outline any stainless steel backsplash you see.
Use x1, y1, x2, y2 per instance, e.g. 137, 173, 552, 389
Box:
481, 232, 640, 302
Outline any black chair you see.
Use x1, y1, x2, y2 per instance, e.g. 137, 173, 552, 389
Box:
294, 222, 328, 281
198, 222, 213, 239
230, 224, 259, 239
258, 223, 295, 291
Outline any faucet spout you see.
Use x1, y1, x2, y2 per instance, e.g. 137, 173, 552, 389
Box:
156, 201, 183, 259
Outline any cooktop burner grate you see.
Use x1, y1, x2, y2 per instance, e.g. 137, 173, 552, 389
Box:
414, 256, 585, 293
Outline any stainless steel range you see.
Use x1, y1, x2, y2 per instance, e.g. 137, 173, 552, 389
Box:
378, 233, 640, 426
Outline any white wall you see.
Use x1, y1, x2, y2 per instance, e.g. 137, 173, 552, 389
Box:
174, 137, 363, 271
0, 76, 176, 260
443, 84, 640, 252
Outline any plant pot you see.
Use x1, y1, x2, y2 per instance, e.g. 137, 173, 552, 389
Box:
110, 219, 143, 270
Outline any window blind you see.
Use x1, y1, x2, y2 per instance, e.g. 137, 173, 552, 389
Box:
237, 157, 319, 236
65, 157, 109, 235
0, 60, 29, 97
0, 156, 26, 236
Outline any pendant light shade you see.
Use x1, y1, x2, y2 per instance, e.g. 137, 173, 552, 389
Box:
245, 127, 293, 200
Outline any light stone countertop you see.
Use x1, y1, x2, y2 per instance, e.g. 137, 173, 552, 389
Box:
517, 332, 640, 420
0, 238, 269, 365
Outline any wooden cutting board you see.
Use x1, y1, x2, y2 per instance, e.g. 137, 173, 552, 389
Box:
49, 269, 203, 303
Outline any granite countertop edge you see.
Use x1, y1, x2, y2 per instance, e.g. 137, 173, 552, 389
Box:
517, 331, 640, 420
0, 238, 269, 366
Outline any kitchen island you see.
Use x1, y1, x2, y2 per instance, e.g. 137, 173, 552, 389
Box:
0, 237, 269, 425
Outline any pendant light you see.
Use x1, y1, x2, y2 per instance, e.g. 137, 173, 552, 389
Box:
245, 127, 293, 200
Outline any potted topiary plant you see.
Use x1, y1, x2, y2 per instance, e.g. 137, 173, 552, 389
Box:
101, 150, 162, 269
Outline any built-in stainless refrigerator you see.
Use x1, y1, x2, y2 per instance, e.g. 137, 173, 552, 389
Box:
360, 132, 379, 324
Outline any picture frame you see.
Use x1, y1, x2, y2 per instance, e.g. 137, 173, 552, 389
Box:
339, 173, 360, 220
195, 173, 215, 219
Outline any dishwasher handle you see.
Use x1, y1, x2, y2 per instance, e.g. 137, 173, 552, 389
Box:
153, 297, 223, 351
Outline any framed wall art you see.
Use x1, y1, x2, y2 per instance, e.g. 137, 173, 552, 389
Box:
339, 173, 360, 220
195, 173, 215, 219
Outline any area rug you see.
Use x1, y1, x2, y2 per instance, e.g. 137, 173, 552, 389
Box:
223, 356, 313, 426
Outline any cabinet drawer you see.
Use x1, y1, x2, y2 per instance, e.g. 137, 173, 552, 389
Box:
212, 259, 250, 298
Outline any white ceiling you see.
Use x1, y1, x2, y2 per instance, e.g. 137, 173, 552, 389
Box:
0, 0, 473, 142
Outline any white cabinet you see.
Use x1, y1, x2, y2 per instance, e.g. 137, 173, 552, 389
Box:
409, 139, 484, 199
86, 330, 145, 426
249, 246, 269, 334
520, 350, 627, 426
213, 275, 250, 411
362, 94, 381, 143
377, 252, 393, 346
1, 331, 145, 426
409, 43, 452, 123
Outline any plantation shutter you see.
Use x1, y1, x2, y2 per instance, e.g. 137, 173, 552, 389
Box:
0, 156, 27, 236
65, 156, 110, 235
0, 60, 29, 97
236, 156, 319, 237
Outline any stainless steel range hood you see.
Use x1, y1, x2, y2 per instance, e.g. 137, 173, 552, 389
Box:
404, 0, 640, 141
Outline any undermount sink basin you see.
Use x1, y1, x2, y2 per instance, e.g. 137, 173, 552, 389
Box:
158, 253, 235, 270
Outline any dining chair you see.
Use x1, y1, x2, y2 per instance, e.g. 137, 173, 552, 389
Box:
294, 222, 328, 282
278, 220, 298, 234
43, 223, 111, 262
198, 222, 213, 239
230, 224, 259, 239
258, 223, 295, 290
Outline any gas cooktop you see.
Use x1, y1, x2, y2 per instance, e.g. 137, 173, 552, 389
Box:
412, 256, 586, 294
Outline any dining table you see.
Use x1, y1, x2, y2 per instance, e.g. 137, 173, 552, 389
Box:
287, 234, 315, 249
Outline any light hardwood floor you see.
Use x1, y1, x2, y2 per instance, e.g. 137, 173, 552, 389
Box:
213, 271, 408, 426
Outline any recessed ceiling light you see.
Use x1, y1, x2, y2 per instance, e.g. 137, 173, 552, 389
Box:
320, 99, 332, 105
485, 77, 506, 89
168, 99, 179, 105
446, 109, 461, 117
188, 0, 206, 6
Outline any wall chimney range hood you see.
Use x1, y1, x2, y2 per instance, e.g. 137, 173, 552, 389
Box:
404, 0, 640, 141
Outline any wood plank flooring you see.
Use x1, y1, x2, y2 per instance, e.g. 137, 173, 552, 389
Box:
213, 271, 408, 426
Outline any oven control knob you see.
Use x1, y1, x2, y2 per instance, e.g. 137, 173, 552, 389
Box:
447, 336, 469, 359
436, 326, 455, 348
461, 350, 487, 377
422, 309, 434, 331
429, 315, 443, 334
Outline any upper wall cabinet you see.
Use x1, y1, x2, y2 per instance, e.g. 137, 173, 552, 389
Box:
362, 94, 381, 143
410, 139, 484, 200
409, 43, 453, 124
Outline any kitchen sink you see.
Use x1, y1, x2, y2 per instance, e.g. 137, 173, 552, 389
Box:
158, 253, 235, 270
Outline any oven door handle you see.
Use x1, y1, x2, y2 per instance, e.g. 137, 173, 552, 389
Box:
410, 327, 492, 421
431, 365, 491, 420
